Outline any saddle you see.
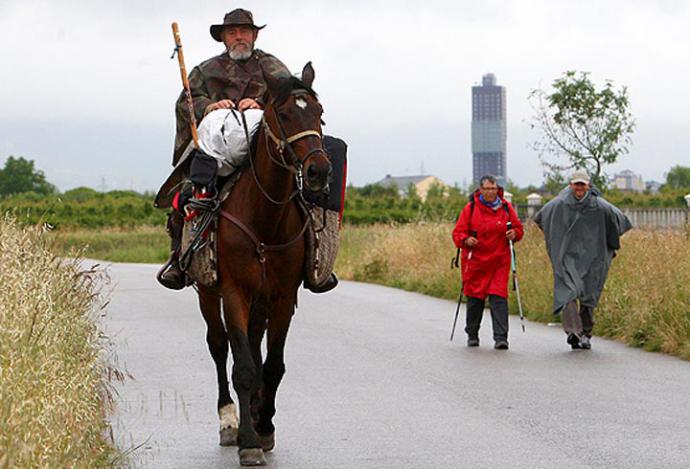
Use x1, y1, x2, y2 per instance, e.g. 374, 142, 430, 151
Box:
178, 174, 342, 289
161, 126, 347, 289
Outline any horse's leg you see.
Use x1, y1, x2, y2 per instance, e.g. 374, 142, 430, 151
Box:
198, 287, 238, 446
248, 304, 268, 426
255, 302, 293, 452
223, 292, 266, 466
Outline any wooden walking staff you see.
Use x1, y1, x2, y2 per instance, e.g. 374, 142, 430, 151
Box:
171, 22, 199, 149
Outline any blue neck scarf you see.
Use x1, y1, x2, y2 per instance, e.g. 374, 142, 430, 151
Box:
479, 194, 502, 211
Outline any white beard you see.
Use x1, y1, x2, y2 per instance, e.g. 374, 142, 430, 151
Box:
228, 44, 253, 61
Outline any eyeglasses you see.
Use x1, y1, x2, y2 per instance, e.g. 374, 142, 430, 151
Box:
480, 187, 498, 191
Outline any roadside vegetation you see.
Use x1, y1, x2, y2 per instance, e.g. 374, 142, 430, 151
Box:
0, 217, 122, 467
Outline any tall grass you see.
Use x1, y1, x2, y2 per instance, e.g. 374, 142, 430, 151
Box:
335, 222, 690, 360
337, 222, 460, 298
0, 217, 121, 467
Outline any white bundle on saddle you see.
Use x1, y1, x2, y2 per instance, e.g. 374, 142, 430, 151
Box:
198, 109, 263, 176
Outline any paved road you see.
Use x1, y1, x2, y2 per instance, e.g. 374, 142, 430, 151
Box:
105, 262, 690, 469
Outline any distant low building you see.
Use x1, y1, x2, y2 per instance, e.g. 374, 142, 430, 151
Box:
610, 170, 645, 192
375, 174, 448, 201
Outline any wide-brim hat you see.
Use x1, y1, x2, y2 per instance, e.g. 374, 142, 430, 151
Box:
210, 8, 265, 42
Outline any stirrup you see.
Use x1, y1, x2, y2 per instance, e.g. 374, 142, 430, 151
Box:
304, 272, 338, 294
157, 258, 187, 290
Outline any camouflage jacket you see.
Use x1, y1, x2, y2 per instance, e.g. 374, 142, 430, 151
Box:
172, 49, 290, 165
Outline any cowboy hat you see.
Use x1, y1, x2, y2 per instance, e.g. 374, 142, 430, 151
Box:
210, 9, 265, 42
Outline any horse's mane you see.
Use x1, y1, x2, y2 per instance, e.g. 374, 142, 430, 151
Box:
271, 76, 318, 105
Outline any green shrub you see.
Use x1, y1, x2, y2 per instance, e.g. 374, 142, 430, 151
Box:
0, 190, 166, 229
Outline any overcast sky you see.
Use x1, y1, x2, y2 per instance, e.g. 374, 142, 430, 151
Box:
1, 0, 688, 192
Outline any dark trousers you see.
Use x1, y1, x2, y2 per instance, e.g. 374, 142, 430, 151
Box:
465, 295, 509, 341
562, 300, 595, 338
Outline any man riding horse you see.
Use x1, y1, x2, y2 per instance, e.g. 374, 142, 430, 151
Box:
158, 8, 339, 293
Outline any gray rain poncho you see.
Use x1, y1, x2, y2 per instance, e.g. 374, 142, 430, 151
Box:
534, 186, 632, 314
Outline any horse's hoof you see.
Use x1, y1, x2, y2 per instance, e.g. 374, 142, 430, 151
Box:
238, 448, 266, 466
219, 426, 238, 446
257, 432, 275, 452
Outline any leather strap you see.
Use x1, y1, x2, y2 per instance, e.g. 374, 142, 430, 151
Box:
219, 209, 310, 262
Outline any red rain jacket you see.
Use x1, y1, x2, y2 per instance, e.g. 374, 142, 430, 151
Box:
452, 189, 524, 299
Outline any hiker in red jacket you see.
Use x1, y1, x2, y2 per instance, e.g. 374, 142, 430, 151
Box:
452, 175, 524, 350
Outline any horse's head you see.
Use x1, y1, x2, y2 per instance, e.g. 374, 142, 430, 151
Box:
262, 63, 332, 194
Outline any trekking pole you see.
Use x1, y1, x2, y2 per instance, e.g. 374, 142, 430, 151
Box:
450, 247, 460, 269
171, 22, 199, 149
507, 222, 526, 333
449, 249, 462, 341
449, 230, 476, 341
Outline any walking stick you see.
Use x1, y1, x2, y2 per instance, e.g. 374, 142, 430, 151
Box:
449, 230, 476, 341
507, 222, 526, 333
449, 248, 462, 341
171, 22, 199, 149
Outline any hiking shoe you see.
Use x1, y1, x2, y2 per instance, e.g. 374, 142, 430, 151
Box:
567, 333, 581, 350
467, 337, 480, 347
494, 340, 509, 350
157, 260, 186, 290
579, 336, 591, 350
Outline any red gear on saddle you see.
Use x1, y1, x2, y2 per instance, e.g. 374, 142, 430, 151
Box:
172, 188, 214, 222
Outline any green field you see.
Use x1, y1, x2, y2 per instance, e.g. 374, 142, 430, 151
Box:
54, 226, 170, 263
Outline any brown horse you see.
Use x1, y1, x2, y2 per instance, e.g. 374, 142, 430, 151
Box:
196, 63, 331, 466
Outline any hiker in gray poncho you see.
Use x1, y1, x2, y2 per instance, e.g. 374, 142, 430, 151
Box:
534, 170, 632, 350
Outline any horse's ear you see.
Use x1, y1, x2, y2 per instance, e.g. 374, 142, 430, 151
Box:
301, 62, 315, 88
262, 66, 281, 96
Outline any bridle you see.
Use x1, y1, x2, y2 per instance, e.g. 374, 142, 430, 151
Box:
242, 89, 327, 205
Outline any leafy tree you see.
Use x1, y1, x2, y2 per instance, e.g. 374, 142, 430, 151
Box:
529, 71, 635, 188
505, 179, 521, 195
664, 165, 690, 189
358, 183, 399, 198
543, 170, 567, 195
425, 181, 447, 200
0, 156, 56, 196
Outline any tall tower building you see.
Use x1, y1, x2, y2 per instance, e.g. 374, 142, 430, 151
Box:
471, 73, 506, 186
